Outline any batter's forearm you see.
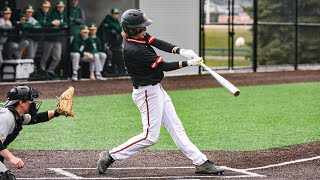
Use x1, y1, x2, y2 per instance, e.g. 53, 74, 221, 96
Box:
162, 61, 188, 71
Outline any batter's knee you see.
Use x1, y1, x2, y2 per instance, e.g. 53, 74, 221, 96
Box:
145, 130, 160, 145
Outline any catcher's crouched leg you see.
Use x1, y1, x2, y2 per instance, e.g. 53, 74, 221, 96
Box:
0, 171, 16, 180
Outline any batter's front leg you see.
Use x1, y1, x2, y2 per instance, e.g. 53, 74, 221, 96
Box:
109, 86, 164, 161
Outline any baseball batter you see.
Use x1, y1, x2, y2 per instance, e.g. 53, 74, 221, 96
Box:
0, 86, 63, 179
97, 9, 224, 175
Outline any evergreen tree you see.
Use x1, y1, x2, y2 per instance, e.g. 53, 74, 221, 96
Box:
245, 0, 320, 65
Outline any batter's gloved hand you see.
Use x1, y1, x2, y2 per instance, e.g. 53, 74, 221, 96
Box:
57, 86, 75, 117
187, 57, 204, 66
180, 49, 198, 60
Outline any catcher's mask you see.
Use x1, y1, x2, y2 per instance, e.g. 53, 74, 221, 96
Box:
4, 85, 42, 115
121, 9, 153, 37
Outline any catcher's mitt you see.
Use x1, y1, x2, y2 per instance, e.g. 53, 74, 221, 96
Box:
57, 86, 75, 117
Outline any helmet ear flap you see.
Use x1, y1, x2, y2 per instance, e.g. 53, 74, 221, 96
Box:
123, 25, 139, 37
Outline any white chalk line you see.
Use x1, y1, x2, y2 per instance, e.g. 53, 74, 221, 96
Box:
244, 155, 320, 171
221, 166, 265, 177
47, 168, 83, 179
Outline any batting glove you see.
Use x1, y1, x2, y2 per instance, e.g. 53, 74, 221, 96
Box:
180, 49, 198, 60
187, 57, 204, 66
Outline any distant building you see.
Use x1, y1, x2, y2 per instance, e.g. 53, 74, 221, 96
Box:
218, 12, 253, 24
205, 0, 253, 24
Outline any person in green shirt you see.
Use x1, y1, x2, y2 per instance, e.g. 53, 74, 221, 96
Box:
69, 0, 85, 39
24, 5, 41, 59
33, 1, 60, 28
89, 23, 106, 74
97, 8, 125, 75
2, 7, 29, 60
0, 6, 13, 65
70, 26, 105, 81
51, 1, 68, 27
34, 1, 62, 79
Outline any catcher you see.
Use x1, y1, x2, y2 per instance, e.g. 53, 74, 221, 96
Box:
0, 85, 74, 179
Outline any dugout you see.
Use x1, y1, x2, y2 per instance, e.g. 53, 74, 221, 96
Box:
1, 0, 202, 81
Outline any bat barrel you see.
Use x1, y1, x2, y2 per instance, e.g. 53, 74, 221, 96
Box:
199, 61, 240, 97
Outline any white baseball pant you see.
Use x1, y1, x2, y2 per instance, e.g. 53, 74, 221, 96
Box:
109, 84, 208, 165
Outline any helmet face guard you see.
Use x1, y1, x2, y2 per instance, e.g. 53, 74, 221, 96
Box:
29, 101, 42, 116
121, 9, 153, 36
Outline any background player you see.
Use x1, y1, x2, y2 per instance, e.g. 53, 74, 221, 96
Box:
97, 9, 224, 175
0, 85, 63, 179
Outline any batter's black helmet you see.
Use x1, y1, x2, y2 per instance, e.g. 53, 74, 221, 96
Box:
4, 86, 40, 107
121, 9, 153, 36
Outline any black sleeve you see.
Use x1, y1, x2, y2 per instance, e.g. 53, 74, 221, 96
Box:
144, 33, 180, 54
161, 61, 188, 72
136, 47, 188, 71
27, 112, 50, 125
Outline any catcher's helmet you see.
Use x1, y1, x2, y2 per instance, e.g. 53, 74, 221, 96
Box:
121, 9, 153, 36
4, 86, 40, 107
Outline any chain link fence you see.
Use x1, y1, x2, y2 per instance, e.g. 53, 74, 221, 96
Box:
202, 0, 320, 71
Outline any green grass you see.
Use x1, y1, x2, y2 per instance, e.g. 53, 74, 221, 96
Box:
10, 82, 320, 151
205, 26, 252, 49
204, 26, 253, 67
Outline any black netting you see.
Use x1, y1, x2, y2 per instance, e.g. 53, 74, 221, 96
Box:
258, 0, 295, 22
257, 25, 295, 65
298, 0, 320, 23
203, 0, 320, 69
298, 26, 320, 64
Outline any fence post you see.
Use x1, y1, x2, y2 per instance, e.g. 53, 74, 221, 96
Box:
294, 0, 298, 70
65, 0, 71, 78
199, 0, 205, 75
231, 0, 235, 70
253, 0, 258, 72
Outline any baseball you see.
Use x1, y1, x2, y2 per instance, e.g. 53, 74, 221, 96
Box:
235, 37, 245, 47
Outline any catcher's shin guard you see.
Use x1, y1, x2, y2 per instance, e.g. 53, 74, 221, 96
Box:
97, 151, 115, 174
0, 171, 16, 180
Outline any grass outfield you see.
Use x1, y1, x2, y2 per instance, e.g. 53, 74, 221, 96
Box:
205, 26, 252, 48
10, 82, 320, 151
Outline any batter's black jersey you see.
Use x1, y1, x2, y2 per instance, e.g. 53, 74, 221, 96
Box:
123, 33, 184, 87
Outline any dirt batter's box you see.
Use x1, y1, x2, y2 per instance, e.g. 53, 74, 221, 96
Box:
45, 166, 264, 179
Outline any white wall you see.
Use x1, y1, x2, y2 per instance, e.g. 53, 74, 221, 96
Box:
139, 0, 200, 75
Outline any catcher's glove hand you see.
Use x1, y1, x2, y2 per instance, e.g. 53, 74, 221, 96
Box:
57, 86, 75, 117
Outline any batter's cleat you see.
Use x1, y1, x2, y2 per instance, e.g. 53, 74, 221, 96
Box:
97, 151, 115, 174
195, 160, 225, 175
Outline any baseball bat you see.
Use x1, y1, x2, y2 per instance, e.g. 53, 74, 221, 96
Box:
198, 61, 240, 97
